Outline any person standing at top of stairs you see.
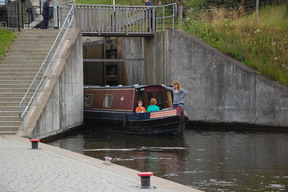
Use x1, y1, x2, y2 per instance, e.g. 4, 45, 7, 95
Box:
40, 0, 53, 29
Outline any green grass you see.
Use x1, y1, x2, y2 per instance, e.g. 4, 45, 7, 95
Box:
183, 4, 288, 86
0, 29, 18, 59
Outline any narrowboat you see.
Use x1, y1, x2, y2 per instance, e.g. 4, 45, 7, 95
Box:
84, 84, 187, 135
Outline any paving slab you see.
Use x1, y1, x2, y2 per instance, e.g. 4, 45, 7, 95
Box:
0, 136, 202, 192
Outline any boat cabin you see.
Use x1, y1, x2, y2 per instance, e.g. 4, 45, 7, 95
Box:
84, 85, 173, 112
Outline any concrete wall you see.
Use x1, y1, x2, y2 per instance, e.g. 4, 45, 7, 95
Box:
119, 29, 288, 127
18, 29, 84, 138
118, 37, 145, 85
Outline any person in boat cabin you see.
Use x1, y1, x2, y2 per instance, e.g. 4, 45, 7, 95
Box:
161, 80, 188, 108
135, 100, 146, 113
146, 98, 160, 112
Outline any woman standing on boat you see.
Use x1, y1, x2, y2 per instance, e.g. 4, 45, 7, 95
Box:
161, 80, 188, 108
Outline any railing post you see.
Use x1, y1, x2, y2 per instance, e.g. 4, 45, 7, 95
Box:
53, 5, 58, 29
23, 116, 26, 129
162, 6, 164, 31
42, 62, 45, 91
35, 80, 38, 105
152, 8, 156, 33
172, 4, 175, 29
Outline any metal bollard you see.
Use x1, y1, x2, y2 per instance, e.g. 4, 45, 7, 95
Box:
29, 139, 40, 149
137, 172, 153, 189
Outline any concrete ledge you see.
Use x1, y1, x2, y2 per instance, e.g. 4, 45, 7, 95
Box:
1, 135, 202, 192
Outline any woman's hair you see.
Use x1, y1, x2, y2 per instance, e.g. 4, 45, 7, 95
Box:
150, 98, 157, 105
173, 80, 181, 88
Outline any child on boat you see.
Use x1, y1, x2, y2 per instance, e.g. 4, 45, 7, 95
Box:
147, 98, 160, 112
135, 100, 146, 113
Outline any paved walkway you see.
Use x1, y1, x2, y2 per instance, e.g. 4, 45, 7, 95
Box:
0, 136, 202, 192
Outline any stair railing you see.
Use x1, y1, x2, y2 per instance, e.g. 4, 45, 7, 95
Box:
18, 3, 76, 127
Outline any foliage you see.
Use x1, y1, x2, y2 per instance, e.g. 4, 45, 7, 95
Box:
182, 4, 288, 86
0, 29, 17, 59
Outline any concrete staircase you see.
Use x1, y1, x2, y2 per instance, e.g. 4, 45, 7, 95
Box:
0, 29, 59, 135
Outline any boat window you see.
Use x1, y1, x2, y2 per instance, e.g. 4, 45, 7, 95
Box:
84, 94, 93, 107
147, 92, 153, 104
103, 94, 113, 108
157, 92, 163, 109
137, 91, 145, 106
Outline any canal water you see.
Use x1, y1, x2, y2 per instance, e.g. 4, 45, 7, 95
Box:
47, 127, 288, 192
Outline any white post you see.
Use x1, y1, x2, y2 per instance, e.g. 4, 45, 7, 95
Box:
53, 0, 58, 28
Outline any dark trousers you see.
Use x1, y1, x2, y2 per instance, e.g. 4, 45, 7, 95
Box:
40, 14, 49, 29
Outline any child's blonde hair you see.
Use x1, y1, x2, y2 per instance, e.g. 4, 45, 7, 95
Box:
150, 98, 157, 105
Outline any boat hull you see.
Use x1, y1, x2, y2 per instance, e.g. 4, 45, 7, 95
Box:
84, 109, 185, 135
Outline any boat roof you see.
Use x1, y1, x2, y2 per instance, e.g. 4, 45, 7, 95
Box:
84, 84, 164, 89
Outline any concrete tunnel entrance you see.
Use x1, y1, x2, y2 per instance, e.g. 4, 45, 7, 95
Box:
83, 37, 121, 86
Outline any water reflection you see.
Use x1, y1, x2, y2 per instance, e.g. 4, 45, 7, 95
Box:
47, 128, 288, 191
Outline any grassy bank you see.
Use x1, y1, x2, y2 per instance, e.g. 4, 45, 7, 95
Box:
0, 29, 18, 59
182, 4, 288, 86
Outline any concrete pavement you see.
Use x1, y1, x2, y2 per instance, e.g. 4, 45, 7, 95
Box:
0, 136, 202, 192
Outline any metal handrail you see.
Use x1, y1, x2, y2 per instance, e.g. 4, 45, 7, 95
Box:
18, 4, 75, 121
75, 3, 177, 35
157, 3, 177, 30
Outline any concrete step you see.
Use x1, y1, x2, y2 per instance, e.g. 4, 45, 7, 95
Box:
0, 97, 31, 103
3, 53, 47, 59
0, 80, 32, 84
0, 92, 34, 97
0, 62, 41, 66
0, 84, 30, 88
0, 99, 29, 104
14, 38, 57, 44
0, 71, 38, 76
9, 44, 55, 50
0, 68, 39, 72
0, 88, 34, 97
16, 31, 58, 37
0, 62, 41, 69
0, 106, 22, 111
0, 85, 31, 89
0, 130, 18, 135
0, 57, 45, 62
0, 76, 34, 81
20, 29, 59, 34
6, 49, 49, 54
0, 126, 20, 132
0, 101, 28, 106
0, 121, 22, 126
18, 32, 59, 37
0, 111, 19, 116
0, 116, 20, 121
0, 57, 46, 63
